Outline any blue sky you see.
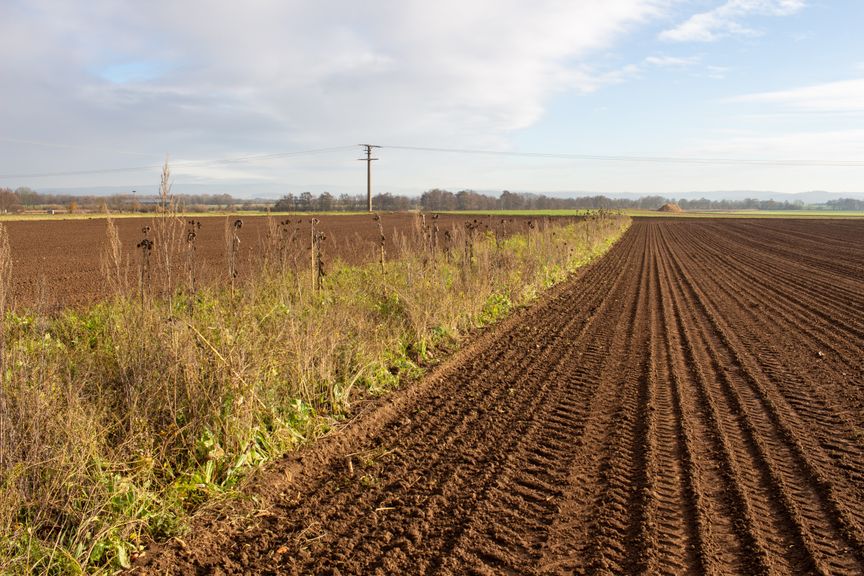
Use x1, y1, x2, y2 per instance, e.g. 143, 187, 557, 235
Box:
0, 0, 862, 198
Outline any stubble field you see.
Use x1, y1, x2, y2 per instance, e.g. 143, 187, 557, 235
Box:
133, 218, 864, 575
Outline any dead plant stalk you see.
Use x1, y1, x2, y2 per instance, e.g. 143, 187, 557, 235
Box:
0, 223, 10, 468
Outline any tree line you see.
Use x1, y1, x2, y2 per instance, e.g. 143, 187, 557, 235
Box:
273, 192, 415, 212
2, 185, 863, 214
0, 187, 261, 213
825, 197, 864, 211
277, 189, 852, 212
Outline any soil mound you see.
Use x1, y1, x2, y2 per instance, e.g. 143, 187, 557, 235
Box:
657, 202, 683, 212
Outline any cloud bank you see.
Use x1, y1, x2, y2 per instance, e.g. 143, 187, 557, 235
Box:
0, 0, 663, 187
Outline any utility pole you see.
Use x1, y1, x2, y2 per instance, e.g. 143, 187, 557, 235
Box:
358, 144, 380, 212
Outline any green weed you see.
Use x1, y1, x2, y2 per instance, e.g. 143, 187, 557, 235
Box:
0, 212, 630, 574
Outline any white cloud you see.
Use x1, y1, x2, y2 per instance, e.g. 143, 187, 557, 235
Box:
644, 55, 700, 67
729, 78, 864, 113
643, 54, 730, 79
0, 0, 666, 191
660, 0, 805, 43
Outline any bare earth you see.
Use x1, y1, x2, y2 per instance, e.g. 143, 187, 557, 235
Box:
125, 218, 864, 575
3, 213, 550, 310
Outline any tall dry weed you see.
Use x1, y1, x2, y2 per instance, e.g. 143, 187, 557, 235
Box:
137, 226, 154, 301
185, 219, 201, 293
101, 217, 127, 296
373, 213, 386, 274
0, 211, 631, 573
0, 222, 10, 335
153, 159, 184, 298
0, 223, 10, 471
226, 218, 243, 292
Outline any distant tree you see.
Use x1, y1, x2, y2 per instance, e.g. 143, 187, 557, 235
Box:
14, 187, 38, 206
373, 193, 396, 210
827, 197, 864, 210
213, 193, 233, 209
318, 192, 334, 212
420, 189, 456, 211
453, 190, 494, 210
274, 194, 296, 211
296, 192, 312, 211
499, 190, 523, 210
338, 193, 355, 211
0, 188, 20, 213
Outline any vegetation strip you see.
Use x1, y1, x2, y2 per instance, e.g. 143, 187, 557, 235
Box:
0, 210, 629, 574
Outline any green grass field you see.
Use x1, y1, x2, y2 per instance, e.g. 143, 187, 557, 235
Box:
625, 209, 864, 218
436, 208, 864, 219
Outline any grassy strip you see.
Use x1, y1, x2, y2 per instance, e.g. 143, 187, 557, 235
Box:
0, 213, 629, 574
625, 209, 864, 219
436, 209, 864, 218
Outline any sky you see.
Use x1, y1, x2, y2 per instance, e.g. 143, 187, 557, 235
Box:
1, 0, 863, 198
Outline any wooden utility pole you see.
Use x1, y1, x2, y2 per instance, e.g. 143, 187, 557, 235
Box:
358, 144, 380, 212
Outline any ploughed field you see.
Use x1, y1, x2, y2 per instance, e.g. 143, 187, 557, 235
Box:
4, 213, 554, 310
135, 219, 864, 575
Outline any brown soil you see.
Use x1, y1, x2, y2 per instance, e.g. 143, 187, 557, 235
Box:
132, 219, 864, 575
658, 202, 683, 212
3, 213, 558, 310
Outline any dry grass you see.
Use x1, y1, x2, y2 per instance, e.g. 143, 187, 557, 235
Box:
0, 223, 11, 478
100, 218, 127, 297
0, 203, 630, 574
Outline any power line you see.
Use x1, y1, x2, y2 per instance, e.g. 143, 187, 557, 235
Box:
3, 141, 863, 182
381, 144, 864, 167
0, 145, 357, 179
358, 144, 380, 212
